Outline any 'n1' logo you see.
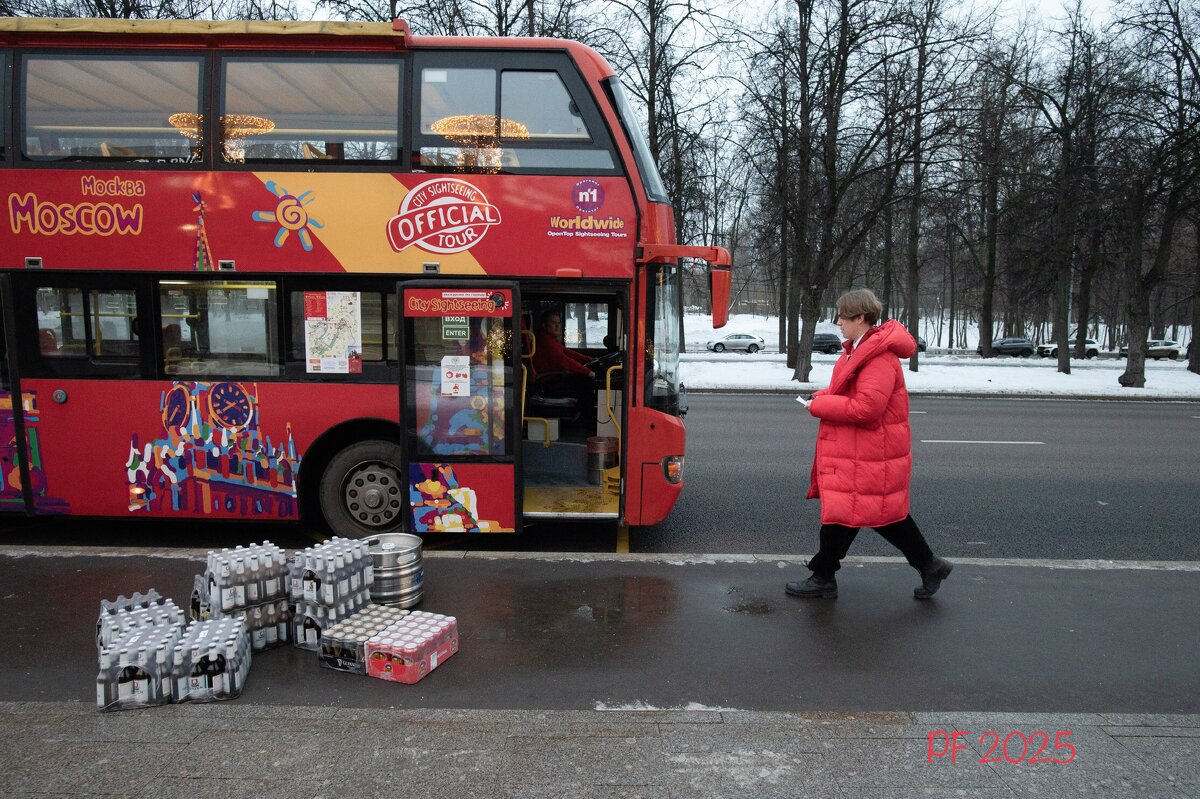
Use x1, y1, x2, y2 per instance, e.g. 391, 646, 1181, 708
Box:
573, 179, 605, 213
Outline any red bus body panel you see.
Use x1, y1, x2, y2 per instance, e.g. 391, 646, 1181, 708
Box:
3, 171, 637, 278
22, 379, 399, 519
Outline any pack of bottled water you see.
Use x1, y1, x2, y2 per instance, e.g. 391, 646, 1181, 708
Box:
319, 605, 410, 674
190, 542, 292, 651
97, 623, 183, 711
288, 537, 373, 607
289, 537, 374, 651
171, 618, 251, 703
97, 591, 185, 651
195, 542, 289, 616
365, 611, 459, 684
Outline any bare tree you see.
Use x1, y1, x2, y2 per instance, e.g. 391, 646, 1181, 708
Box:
1112, 0, 1200, 387
898, 0, 980, 371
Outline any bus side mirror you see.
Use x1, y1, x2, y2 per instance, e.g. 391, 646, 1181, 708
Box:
709, 266, 731, 329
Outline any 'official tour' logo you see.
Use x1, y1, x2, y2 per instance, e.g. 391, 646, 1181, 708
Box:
387, 179, 501, 255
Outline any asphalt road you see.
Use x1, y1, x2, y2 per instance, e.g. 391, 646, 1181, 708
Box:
640, 395, 1200, 560
4, 396, 1197, 560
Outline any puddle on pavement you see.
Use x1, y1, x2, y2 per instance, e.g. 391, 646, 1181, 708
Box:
723, 586, 774, 615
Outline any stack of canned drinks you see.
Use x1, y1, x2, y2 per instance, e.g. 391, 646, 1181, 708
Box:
365, 611, 459, 684
191, 542, 291, 652
319, 605, 411, 674
289, 537, 374, 651
171, 618, 252, 703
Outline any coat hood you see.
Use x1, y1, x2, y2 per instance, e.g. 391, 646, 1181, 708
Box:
826, 319, 915, 396
849, 319, 917, 361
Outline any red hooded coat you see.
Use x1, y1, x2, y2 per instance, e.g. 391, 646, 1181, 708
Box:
806, 319, 917, 527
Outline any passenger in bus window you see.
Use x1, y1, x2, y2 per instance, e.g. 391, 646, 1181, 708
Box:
533, 312, 595, 419
40, 328, 59, 354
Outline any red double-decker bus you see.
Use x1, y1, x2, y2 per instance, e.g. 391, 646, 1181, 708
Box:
0, 18, 730, 538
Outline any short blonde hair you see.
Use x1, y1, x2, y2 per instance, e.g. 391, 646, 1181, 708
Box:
837, 289, 883, 326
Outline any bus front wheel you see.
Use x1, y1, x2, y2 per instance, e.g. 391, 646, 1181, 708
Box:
319, 439, 405, 538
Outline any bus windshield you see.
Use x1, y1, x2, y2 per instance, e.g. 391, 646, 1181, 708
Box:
603, 77, 669, 203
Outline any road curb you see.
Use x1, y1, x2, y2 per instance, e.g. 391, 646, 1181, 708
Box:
687, 387, 1200, 401
2, 545, 1197, 570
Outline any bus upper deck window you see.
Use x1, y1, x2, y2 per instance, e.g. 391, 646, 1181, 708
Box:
223, 59, 401, 163
420, 69, 496, 133
22, 55, 202, 163
417, 59, 617, 175
500, 72, 590, 140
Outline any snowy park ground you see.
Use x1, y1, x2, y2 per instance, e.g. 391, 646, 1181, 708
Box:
681, 314, 1199, 399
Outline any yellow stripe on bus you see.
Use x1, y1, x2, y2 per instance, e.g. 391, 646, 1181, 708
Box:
253, 172, 486, 275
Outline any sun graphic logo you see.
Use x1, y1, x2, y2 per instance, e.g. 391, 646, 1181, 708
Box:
387, 178, 501, 255
251, 181, 324, 251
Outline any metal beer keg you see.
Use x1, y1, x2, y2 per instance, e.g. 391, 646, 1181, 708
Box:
367, 533, 424, 608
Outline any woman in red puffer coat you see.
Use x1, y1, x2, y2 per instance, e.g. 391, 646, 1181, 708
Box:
786, 288, 952, 601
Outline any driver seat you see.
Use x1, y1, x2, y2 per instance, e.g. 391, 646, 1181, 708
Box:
519, 325, 577, 446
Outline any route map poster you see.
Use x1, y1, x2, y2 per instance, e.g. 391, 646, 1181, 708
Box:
304, 291, 362, 374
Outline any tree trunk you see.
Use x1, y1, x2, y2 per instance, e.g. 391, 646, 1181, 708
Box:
1190, 223, 1200, 375
979, 169, 998, 356
794, 284, 823, 383
882, 195, 894, 322
778, 77, 790, 355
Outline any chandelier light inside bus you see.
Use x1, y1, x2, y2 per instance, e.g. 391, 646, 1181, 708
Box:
430, 115, 529, 145
168, 113, 276, 161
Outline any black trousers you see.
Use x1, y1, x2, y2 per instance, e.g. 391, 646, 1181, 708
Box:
807, 514, 935, 579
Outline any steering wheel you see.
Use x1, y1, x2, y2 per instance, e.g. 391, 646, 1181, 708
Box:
584, 349, 624, 372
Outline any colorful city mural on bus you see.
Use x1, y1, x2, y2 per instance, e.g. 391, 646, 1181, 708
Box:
125, 381, 301, 518
409, 462, 513, 533
0, 390, 69, 514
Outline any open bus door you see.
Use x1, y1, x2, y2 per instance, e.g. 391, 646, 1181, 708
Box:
398, 282, 521, 533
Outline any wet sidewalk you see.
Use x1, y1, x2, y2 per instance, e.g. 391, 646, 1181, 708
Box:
1, 547, 1198, 797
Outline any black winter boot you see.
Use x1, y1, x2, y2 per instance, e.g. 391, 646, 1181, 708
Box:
785, 575, 838, 599
914, 558, 953, 599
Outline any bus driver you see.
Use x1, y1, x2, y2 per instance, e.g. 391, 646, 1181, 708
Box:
533, 312, 595, 421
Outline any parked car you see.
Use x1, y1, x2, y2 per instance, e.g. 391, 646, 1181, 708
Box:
917, 337, 927, 353
976, 337, 1036, 357
1119, 339, 1181, 360
706, 333, 765, 353
1038, 338, 1100, 359
811, 332, 843, 354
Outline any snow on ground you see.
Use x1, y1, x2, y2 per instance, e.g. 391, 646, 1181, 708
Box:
685, 312, 1193, 353
682, 314, 1199, 399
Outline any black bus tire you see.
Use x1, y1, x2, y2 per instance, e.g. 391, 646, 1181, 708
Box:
319, 439, 406, 538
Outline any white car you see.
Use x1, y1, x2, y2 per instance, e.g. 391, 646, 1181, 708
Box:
706, 333, 765, 353
1119, 340, 1182, 360
1038, 338, 1099, 359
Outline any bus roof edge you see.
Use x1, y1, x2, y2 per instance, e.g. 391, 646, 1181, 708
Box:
0, 17, 403, 39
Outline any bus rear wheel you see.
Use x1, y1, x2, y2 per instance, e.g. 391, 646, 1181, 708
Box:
319, 440, 405, 538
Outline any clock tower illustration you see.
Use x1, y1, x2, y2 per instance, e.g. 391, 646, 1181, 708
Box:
126, 381, 301, 518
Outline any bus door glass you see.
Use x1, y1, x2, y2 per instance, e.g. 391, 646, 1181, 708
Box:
1, 276, 27, 515
399, 282, 520, 533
